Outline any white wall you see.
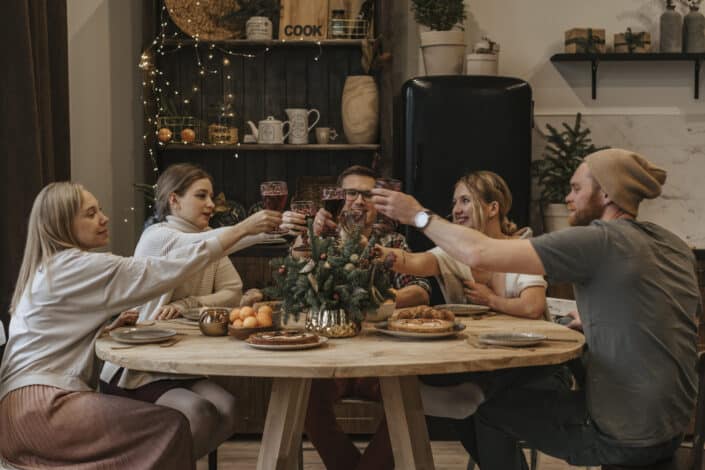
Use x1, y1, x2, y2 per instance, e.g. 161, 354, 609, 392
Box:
67, 0, 143, 255
403, 0, 705, 246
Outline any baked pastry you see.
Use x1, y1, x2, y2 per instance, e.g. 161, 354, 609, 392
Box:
246, 329, 319, 345
388, 306, 456, 333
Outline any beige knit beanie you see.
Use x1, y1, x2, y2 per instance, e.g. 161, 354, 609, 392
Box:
584, 148, 667, 216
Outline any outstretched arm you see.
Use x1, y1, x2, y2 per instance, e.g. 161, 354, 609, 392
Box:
376, 245, 441, 277
372, 189, 545, 275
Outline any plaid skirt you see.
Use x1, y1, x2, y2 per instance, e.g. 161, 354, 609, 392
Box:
0, 385, 194, 469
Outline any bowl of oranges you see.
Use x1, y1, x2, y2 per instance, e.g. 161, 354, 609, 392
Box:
228, 304, 279, 340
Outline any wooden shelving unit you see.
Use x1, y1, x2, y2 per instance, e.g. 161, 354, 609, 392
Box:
162, 38, 365, 47
163, 143, 381, 151
550, 52, 705, 99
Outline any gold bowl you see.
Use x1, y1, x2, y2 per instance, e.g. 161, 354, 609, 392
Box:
198, 307, 230, 336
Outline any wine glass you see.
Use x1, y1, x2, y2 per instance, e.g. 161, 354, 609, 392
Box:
373, 178, 402, 235
320, 186, 345, 237
290, 200, 317, 251
260, 181, 288, 235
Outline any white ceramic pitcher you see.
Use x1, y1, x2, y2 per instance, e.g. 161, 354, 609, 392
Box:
285, 108, 320, 144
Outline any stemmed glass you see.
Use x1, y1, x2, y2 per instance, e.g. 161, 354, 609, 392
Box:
260, 181, 288, 235
320, 186, 345, 237
290, 200, 317, 251
373, 178, 402, 235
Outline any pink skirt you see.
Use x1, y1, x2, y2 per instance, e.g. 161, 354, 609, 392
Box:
0, 385, 194, 469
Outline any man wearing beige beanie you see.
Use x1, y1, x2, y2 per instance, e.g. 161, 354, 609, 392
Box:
372, 148, 700, 469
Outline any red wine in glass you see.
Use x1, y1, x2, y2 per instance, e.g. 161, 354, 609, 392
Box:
321, 186, 345, 236
373, 178, 403, 235
260, 181, 288, 234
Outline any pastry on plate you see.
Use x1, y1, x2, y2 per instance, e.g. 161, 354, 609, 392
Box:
388, 306, 455, 333
246, 329, 319, 346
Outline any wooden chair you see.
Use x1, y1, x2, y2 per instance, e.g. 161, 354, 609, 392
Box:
603, 351, 705, 470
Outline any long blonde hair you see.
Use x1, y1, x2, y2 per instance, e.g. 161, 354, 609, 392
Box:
455, 171, 517, 235
10, 182, 85, 312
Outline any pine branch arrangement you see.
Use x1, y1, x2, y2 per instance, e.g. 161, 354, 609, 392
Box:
532, 113, 608, 204
264, 220, 396, 324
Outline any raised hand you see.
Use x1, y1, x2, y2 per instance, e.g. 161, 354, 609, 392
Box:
371, 188, 424, 226
240, 209, 283, 235
312, 208, 336, 236
280, 210, 307, 235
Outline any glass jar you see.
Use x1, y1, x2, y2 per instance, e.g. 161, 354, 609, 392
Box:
330, 10, 347, 39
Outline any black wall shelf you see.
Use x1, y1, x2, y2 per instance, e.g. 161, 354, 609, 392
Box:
550, 53, 705, 99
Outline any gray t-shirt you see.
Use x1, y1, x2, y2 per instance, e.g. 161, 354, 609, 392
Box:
531, 219, 699, 446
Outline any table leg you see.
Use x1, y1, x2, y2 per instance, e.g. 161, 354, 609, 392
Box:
379, 375, 435, 470
256, 377, 311, 470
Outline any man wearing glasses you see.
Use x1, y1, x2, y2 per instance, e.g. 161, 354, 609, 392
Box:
281, 165, 430, 470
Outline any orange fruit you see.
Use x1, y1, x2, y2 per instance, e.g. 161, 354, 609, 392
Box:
157, 128, 172, 143
232, 318, 243, 328
257, 305, 273, 316
229, 308, 240, 322
242, 316, 258, 328
239, 306, 255, 319
256, 310, 273, 327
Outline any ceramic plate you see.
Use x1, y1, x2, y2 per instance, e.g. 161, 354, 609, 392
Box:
257, 237, 287, 245
110, 327, 177, 344
478, 332, 546, 347
374, 322, 466, 339
244, 336, 329, 351
181, 309, 202, 322
434, 304, 490, 316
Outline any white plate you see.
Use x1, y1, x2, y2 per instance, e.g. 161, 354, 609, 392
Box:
181, 309, 202, 321
374, 322, 466, 339
434, 304, 490, 316
257, 237, 288, 245
245, 336, 329, 351
478, 332, 546, 347
110, 327, 177, 344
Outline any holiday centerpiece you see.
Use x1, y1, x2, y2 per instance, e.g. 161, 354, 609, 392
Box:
265, 214, 396, 338
532, 113, 608, 232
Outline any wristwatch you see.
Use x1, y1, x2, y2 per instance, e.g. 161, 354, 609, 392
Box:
413, 209, 434, 230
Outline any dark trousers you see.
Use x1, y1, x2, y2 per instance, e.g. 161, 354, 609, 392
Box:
460, 376, 682, 469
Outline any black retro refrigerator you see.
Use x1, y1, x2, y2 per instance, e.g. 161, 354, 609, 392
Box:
398, 75, 533, 255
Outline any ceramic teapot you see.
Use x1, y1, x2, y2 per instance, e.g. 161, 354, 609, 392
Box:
246, 116, 290, 144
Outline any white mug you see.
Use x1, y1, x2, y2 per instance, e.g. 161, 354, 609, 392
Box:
315, 127, 338, 144
285, 108, 320, 144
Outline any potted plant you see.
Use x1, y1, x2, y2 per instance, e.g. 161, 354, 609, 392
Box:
411, 0, 467, 75
532, 113, 608, 232
265, 220, 395, 337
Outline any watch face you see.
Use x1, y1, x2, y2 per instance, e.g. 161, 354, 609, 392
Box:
415, 211, 429, 228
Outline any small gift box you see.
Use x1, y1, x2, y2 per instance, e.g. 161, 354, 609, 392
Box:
614, 29, 651, 53
564, 28, 606, 53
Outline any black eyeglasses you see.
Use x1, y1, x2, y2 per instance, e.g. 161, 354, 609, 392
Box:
344, 189, 373, 201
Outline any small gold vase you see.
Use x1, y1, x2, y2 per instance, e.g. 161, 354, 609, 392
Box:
305, 308, 360, 338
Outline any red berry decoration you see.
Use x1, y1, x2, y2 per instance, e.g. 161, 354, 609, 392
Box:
278, 266, 286, 275
333, 293, 340, 301
320, 253, 327, 260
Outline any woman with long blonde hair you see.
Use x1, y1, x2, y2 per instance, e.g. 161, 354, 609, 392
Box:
377, 170, 547, 319
0, 181, 281, 468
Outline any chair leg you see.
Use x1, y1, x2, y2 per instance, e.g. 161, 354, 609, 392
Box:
529, 447, 538, 470
208, 448, 217, 470
467, 456, 476, 470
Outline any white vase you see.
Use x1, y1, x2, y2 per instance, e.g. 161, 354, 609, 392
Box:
341, 75, 379, 144
420, 30, 466, 75
465, 53, 498, 76
543, 203, 571, 232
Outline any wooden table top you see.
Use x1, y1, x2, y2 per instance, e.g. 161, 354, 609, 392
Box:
95, 314, 584, 379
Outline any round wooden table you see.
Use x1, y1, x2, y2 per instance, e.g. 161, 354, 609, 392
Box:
96, 314, 584, 470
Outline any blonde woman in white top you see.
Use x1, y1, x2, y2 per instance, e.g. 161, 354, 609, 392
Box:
101, 163, 271, 459
0, 181, 281, 469
377, 171, 547, 319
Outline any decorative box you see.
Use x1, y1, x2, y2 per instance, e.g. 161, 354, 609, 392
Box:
564, 28, 606, 53
614, 30, 652, 53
